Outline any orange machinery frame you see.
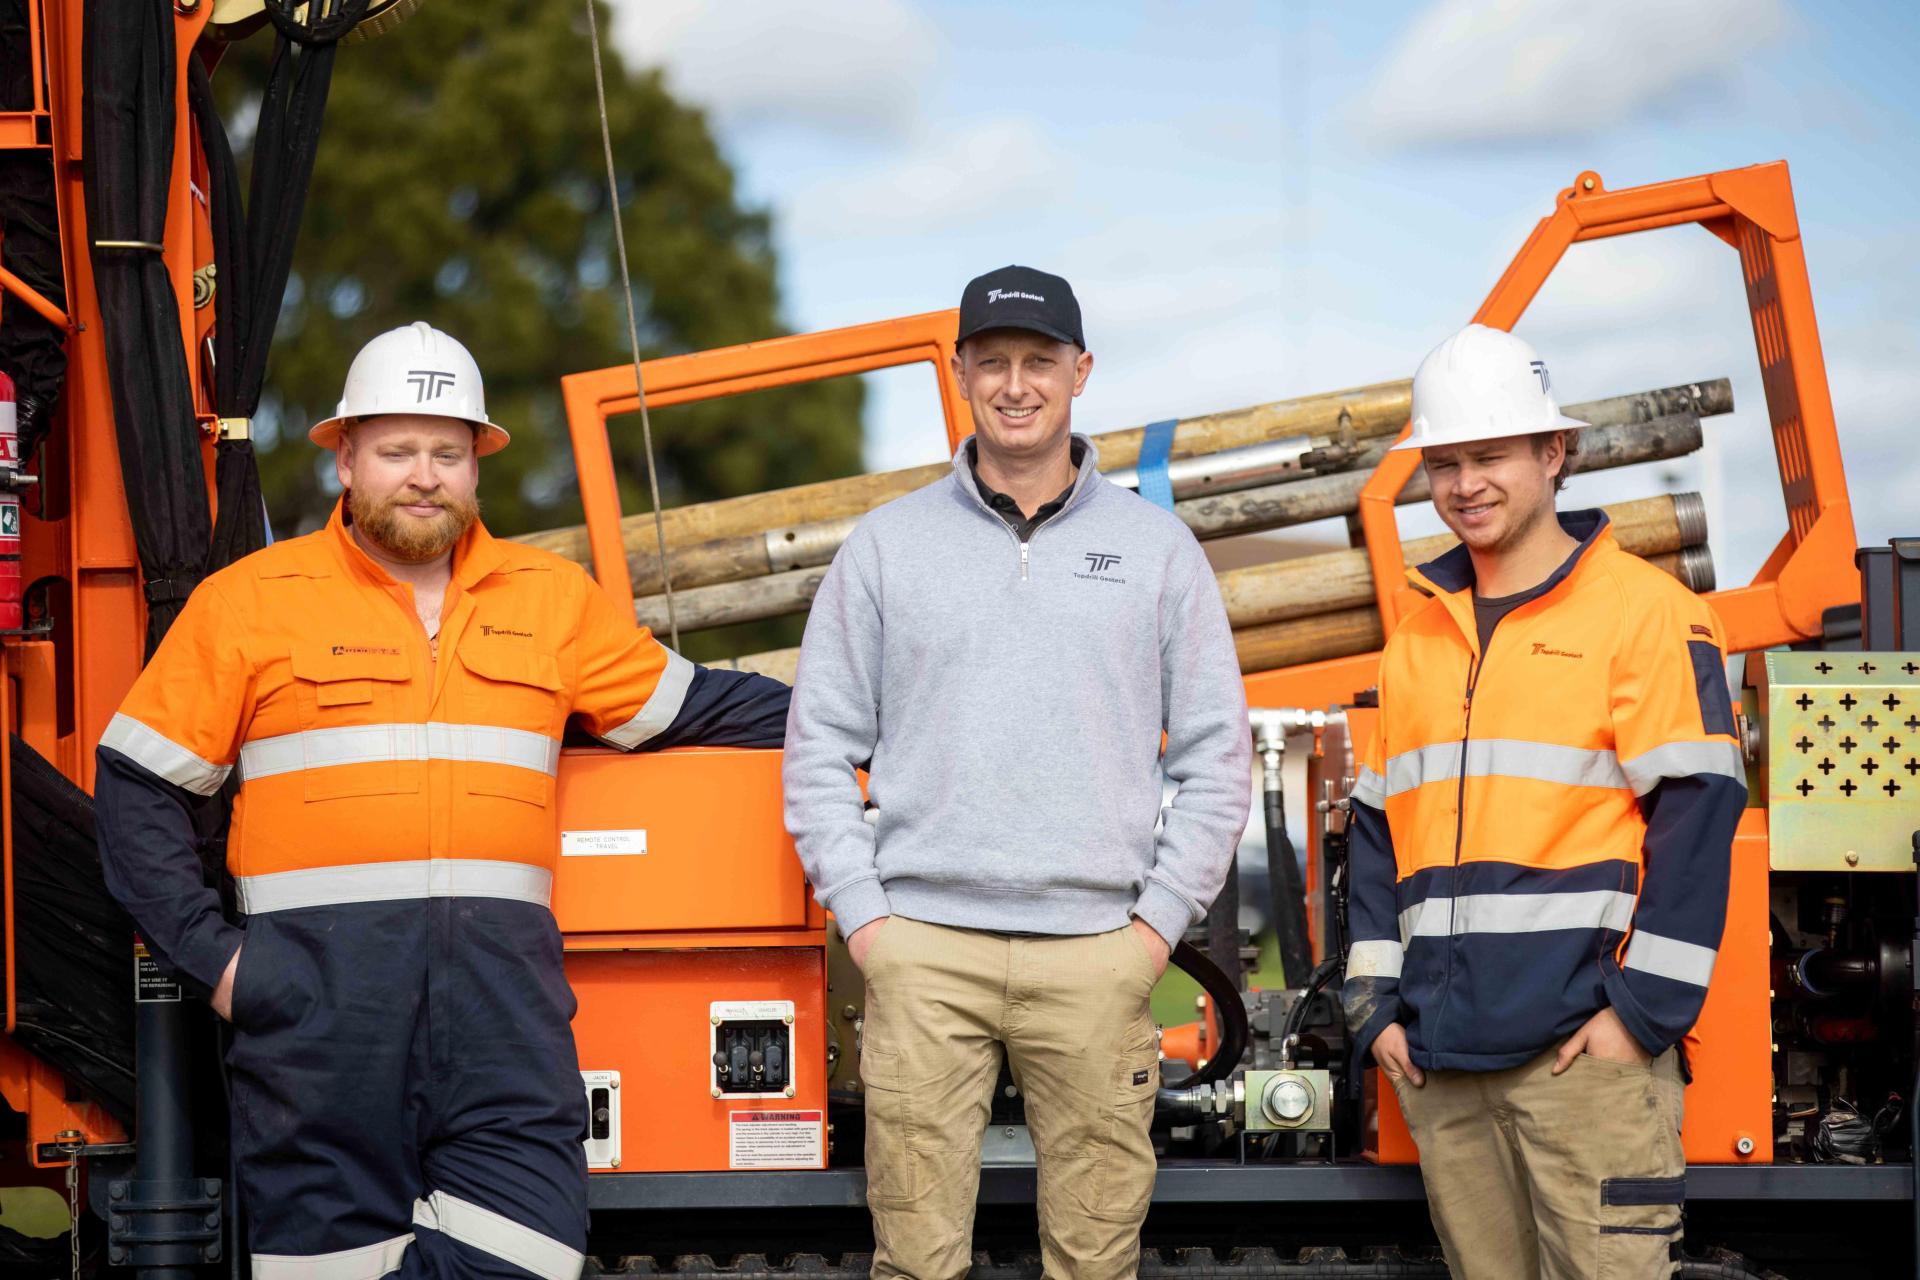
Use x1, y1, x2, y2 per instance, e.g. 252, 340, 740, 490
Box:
0, 0, 225, 1164
553, 311, 978, 1172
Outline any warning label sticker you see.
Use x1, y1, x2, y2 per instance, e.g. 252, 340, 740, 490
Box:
728, 1110, 824, 1169
133, 941, 181, 1004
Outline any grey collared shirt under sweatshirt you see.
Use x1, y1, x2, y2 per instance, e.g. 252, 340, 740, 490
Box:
782, 434, 1252, 949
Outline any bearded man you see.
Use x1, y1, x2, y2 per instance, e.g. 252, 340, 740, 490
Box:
94, 322, 789, 1279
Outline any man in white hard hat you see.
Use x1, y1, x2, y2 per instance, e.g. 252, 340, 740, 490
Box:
1341, 324, 1746, 1277
95, 321, 791, 1278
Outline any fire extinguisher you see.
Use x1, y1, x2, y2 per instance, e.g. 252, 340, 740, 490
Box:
0, 371, 20, 630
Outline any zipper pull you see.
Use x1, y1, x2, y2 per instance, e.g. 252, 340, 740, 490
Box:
1020, 541, 1030, 581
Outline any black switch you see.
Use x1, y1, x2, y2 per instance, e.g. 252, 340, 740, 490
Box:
714, 1019, 794, 1094
589, 1087, 612, 1142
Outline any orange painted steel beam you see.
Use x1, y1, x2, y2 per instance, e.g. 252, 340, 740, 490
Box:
0, 261, 68, 330
562, 310, 970, 603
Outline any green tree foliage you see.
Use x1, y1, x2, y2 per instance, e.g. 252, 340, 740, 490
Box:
213, 0, 864, 658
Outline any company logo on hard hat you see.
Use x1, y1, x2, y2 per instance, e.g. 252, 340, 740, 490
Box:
1529, 360, 1551, 394
407, 369, 457, 402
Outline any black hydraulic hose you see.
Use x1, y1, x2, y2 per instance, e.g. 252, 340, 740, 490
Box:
1169, 939, 1249, 1088
1266, 781, 1313, 987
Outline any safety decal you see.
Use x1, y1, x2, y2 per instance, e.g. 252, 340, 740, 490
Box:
132, 940, 181, 1004
728, 1110, 824, 1169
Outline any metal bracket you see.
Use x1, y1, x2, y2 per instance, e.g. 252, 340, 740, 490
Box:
103, 1176, 222, 1269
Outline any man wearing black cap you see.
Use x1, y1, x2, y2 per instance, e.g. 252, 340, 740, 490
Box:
785, 267, 1251, 1277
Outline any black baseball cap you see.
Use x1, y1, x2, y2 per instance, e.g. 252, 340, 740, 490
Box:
956, 265, 1085, 350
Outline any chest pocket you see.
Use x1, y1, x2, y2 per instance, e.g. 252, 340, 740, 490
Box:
457, 644, 566, 806
287, 641, 415, 801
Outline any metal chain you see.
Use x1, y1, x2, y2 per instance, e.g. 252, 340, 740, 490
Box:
65, 1154, 80, 1280
583, 0, 680, 650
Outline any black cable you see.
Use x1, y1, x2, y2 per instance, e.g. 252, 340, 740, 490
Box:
1265, 774, 1313, 987
1280, 955, 1344, 1063
1170, 940, 1249, 1088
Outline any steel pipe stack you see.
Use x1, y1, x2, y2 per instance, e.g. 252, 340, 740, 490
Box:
513, 375, 1733, 680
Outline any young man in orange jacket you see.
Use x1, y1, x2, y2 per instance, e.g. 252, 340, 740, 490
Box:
94, 323, 789, 1279
1341, 325, 1746, 1278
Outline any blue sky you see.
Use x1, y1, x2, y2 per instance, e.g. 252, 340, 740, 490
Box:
612, 0, 1920, 587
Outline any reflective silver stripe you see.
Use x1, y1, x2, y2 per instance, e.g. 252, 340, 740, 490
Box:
1346, 939, 1403, 980
412, 1191, 583, 1280
100, 713, 231, 796
251, 1234, 412, 1280
1349, 767, 1387, 809
1624, 930, 1718, 987
239, 722, 559, 782
1383, 739, 1628, 798
1399, 889, 1637, 943
1619, 739, 1747, 796
1383, 743, 1461, 797
235, 859, 553, 915
601, 648, 695, 750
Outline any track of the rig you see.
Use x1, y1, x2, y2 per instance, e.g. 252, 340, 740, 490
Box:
588, 1246, 1784, 1277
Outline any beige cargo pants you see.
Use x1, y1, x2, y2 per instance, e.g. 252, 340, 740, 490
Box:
1391, 1047, 1687, 1279
859, 916, 1162, 1280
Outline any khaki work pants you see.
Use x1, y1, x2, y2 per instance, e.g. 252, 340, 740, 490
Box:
859, 916, 1162, 1280
1391, 1048, 1687, 1279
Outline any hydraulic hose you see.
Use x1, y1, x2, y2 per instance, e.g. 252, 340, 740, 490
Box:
1168, 939, 1249, 1089
1265, 763, 1313, 987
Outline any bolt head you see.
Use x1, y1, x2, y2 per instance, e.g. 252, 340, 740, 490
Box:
711, 1016, 722, 1026
110, 1183, 126, 1201
109, 1248, 126, 1265
609, 1079, 619, 1089
1582, 176, 1596, 190
842, 1005, 858, 1019
1735, 1136, 1756, 1156
1264, 1077, 1314, 1123
784, 1086, 795, 1098
1845, 852, 1860, 867
711, 1087, 722, 1098
610, 1158, 621, 1168
784, 1014, 795, 1025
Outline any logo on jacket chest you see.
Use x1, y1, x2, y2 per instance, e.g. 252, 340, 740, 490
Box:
480, 624, 534, 639
1530, 641, 1584, 659
331, 644, 401, 657
1075, 551, 1127, 584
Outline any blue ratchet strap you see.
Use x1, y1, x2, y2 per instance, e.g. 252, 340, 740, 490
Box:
1137, 418, 1178, 512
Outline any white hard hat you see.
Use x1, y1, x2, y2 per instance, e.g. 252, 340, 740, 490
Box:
308, 321, 510, 457
1392, 323, 1587, 453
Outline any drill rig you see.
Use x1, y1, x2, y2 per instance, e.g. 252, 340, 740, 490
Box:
0, 0, 1912, 1274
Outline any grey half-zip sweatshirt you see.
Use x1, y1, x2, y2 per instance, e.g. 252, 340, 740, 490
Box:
782, 435, 1252, 948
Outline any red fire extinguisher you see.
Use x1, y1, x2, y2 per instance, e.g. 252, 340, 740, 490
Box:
0, 371, 20, 630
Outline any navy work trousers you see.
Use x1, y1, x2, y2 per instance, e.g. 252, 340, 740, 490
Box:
226, 897, 588, 1280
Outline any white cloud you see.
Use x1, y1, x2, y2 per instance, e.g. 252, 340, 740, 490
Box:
1356, 0, 1791, 148
607, 0, 941, 141
782, 116, 1068, 241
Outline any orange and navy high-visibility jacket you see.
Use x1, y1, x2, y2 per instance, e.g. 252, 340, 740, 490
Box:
93, 502, 789, 993
1340, 509, 1747, 1072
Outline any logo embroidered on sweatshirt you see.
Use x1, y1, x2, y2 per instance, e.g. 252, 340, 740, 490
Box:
1530, 642, 1584, 659
1075, 552, 1127, 584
